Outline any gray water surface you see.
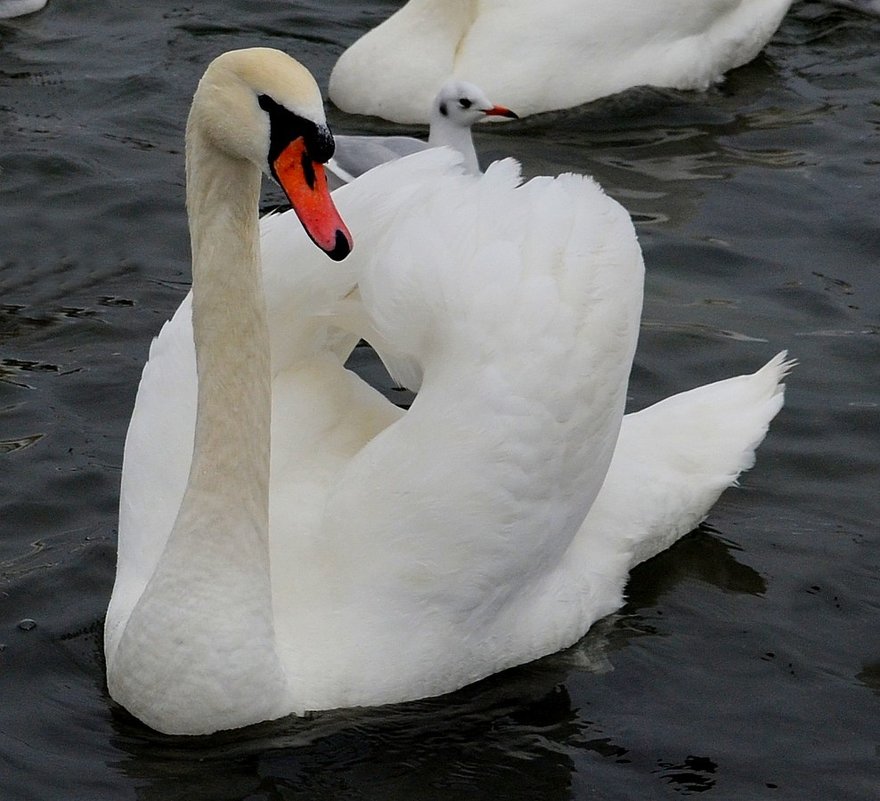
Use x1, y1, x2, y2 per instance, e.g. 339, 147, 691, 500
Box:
1, 2, 878, 799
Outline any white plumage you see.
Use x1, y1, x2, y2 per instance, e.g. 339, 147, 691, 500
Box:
104, 49, 790, 736
329, 0, 795, 122
0, 0, 47, 19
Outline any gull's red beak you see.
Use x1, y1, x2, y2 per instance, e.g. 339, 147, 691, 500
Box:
272, 138, 353, 261
483, 104, 519, 120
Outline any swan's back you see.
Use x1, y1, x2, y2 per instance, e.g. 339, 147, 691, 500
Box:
267, 152, 646, 708
329, 0, 794, 122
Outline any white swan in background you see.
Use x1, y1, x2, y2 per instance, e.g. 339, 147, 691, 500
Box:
104, 47, 790, 736
329, 0, 796, 122
0, 0, 47, 19
327, 79, 517, 187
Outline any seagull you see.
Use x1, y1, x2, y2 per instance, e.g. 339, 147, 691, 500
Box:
327, 79, 517, 186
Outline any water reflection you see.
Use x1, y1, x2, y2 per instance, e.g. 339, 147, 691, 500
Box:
0, 356, 58, 388
110, 679, 584, 801
0, 431, 43, 454
625, 525, 767, 606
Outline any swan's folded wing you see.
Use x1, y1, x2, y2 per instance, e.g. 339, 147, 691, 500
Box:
107, 295, 198, 660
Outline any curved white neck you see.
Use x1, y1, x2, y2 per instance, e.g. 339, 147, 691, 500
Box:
184, 127, 270, 521
108, 122, 288, 734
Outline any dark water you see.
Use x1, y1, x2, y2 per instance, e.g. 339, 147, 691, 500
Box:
1, 1, 878, 799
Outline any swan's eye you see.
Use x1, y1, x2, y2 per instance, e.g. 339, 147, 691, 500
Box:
459, 98, 472, 109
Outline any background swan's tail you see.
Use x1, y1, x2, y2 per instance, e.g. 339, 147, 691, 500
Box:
578, 352, 793, 571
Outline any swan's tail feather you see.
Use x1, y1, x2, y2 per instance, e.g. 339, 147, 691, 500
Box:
579, 352, 792, 570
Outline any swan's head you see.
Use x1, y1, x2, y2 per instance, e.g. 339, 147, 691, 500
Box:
431, 80, 519, 127
190, 48, 352, 261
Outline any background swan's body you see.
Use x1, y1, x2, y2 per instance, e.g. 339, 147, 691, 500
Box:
105, 49, 789, 736
327, 80, 517, 186
329, 0, 795, 122
0, 0, 47, 19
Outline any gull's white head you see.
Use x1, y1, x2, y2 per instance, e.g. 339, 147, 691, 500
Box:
430, 80, 519, 128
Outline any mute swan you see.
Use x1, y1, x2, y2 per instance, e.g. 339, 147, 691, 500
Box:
327, 79, 517, 186
105, 47, 790, 736
0, 0, 47, 19
328, 0, 796, 122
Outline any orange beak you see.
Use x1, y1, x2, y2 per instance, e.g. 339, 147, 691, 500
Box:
272, 138, 353, 261
483, 104, 519, 120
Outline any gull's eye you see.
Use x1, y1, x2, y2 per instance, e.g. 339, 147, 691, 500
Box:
459, 98, 472, 109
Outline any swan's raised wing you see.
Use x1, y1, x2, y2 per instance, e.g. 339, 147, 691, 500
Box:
293, 154, 645, 707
